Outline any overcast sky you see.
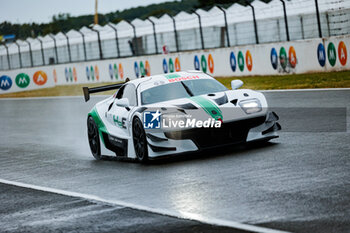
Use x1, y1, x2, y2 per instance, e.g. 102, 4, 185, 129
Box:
0, 0, 174, 24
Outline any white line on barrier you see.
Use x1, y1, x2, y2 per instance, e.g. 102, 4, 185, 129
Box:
0, 178, 289, 233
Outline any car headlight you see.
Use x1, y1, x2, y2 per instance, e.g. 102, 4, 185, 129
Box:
239, 99, 262, 114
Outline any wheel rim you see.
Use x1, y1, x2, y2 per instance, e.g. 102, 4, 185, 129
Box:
88, 118, 99, 155
133, 119, 146, 160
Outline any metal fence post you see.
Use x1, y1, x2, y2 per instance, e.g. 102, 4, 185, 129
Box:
24, 40, 33, 67
77, 30, 87, 61
37, 38, 45, 65
48, 34, 58, 64
2, 43, 11, 70
126, 21, 139, 56
246, 1, 259, 44
107, 23, 120, 58
300, 16, 305, 39
147, 18, 159, 54
90, 28, 103, 59
217, 6, 230, 47
14, 41, 22, 68
279, 0, 290, 41
314, 0, 322, 38
169, 15, 179, 52
192, 10, 205, 50
62, 33, 72, 62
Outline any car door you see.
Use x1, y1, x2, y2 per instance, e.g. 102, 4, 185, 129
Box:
106, 84, 137, 136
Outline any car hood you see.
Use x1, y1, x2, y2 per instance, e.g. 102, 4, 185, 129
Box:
141, 89, 268, 123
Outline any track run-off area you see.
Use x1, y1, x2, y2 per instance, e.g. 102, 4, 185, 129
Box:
0, 89, 349, 233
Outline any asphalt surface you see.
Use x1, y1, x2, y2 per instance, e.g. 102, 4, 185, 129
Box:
0, 183, 243, 233
0, 90, 349, 233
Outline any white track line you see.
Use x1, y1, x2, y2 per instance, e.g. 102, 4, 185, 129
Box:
0, 178, 289, 233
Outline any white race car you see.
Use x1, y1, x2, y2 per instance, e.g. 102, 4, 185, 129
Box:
83, 71, 281, 162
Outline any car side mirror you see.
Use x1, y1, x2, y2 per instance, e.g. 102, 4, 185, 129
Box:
116, 98, 129, 108
231, 79, 243, 90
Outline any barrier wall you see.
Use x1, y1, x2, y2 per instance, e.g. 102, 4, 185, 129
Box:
0, 35, 349, 94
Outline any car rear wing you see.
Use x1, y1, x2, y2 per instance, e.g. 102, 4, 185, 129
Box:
83, 83, 124, 102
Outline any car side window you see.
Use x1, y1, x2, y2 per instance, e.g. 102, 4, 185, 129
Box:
121, 84, 137, 106
115, 85, 125, 99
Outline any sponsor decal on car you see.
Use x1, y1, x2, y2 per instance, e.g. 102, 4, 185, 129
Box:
113, 115, 126, 129
164, 73, 200, 82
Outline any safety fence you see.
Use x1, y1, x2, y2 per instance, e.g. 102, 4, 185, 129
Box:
0, 0, 349, 71
0, 34, 349, 94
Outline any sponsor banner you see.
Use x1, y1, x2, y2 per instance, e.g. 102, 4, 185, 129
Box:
323, 35, 350, 71
0, 66, 55, 93
1, 35, 349, 94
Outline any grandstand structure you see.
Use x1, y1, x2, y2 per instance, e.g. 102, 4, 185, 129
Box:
0, 0, 349, 70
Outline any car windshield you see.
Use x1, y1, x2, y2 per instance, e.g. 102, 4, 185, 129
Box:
141, 79, 227, 105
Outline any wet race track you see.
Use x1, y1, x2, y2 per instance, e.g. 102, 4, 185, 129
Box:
0, 90, 349, 233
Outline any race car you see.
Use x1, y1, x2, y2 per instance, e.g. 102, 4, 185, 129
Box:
83, 71, 281, 162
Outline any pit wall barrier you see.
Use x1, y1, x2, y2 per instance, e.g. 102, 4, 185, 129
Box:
0, 35, 349, 94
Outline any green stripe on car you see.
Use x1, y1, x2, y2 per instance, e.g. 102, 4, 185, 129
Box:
190, 96, 223, 120
88, 107, 108, 146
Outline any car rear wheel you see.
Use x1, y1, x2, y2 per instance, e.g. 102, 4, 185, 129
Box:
132, 117, 148, 163
87, 116, 102, 160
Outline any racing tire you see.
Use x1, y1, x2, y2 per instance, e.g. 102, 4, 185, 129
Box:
87, 116, 102, 160
132, 117, 148, 163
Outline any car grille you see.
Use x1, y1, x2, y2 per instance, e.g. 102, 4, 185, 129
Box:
164, 116, 266, 149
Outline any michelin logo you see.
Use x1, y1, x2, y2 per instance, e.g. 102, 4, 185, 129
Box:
143, 110, 161, 129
